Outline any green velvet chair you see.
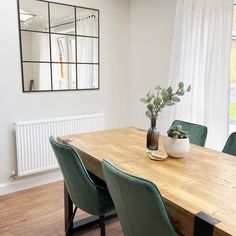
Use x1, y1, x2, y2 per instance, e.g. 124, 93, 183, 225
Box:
222, 132, 236, 156
171, 120, 207, 147
49, 137, 114, 236
102, 159, 180, 236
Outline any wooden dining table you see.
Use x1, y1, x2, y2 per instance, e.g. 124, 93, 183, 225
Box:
58, 127, 236, 236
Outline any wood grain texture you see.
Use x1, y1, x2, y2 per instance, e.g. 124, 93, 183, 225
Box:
58, 127, 236, 236
0, 181, 122, 236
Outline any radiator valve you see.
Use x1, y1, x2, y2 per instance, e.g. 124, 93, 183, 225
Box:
10, 170, 17, 180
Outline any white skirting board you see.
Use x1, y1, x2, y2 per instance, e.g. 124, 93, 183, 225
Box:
0, 171, 63, 196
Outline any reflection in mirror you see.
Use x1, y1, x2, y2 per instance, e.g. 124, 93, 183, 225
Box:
51, 34, 76, 63
23, 63, 51, 91
77, 37, 98, 63
78, 64, 98, 89
21, 31, 50, 62
19, 0, 49, 32
50, 3, 75, 35
52, 64, 76, 90
76, 8, 98, 37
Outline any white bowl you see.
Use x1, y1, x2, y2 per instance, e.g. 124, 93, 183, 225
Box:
163, 136, 189, 158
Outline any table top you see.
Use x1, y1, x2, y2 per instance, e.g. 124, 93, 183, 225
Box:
58, 127, 236, 236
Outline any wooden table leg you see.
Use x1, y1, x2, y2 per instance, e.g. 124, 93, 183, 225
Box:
64, 182, 73, 235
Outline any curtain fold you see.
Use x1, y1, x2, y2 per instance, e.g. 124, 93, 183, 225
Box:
77, 16, 98, 89
166, 0, 233, 150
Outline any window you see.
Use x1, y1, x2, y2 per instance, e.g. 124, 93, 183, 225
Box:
229, 4, 236, 132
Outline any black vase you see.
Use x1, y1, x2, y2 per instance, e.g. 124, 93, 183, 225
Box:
147, 117, 159, 150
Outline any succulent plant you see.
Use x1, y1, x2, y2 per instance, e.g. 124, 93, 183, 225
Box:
167, 125, 189, 140
140, 82, 191, 119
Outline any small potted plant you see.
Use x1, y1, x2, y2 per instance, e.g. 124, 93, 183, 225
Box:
164, 125, 190, 158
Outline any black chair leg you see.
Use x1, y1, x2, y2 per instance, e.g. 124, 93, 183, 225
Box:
99, 215, 105, 236
66, 206, 77, 236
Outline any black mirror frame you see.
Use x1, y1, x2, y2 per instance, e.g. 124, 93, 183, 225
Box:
17, 0, 100, 92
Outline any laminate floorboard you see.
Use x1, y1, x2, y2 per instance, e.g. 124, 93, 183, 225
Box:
0, 181, 122, 236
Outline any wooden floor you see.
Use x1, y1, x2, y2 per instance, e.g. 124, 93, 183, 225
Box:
0, 181, 123, 236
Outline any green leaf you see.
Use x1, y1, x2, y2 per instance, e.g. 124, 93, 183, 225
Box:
154, 97, 162, 106
167, 86, 173, 94
146, 93, 154, 102
166, 100, 175, 106
187, 85, 191, 92
161, 90, 169, 99
146, 91, 151, 97
177, 88, 185, 96
140, 98, 147, 103
171, 96, 180, 102
178, 82, 184, 88
147, 104, 153, 112
145, 111, 152, 118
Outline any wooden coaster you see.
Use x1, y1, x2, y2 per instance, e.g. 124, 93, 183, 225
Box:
147, 150, 168, 161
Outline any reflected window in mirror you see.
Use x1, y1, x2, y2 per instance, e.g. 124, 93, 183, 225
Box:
17, 0, 99, 92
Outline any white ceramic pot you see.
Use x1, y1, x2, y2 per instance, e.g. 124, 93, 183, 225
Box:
163, 136, 190, 159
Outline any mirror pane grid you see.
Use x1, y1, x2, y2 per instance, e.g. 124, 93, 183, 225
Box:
18, 0, 99, 92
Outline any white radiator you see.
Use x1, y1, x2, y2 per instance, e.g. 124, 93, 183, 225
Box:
15, 114, 104, 176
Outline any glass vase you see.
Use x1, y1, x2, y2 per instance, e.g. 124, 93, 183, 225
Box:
147, 117, 159, 150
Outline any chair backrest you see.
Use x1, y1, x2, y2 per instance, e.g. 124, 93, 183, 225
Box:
171, 120, 207, 146
49, 136, 102, 215
222, 132, 236, 156
102, 160, 179, 236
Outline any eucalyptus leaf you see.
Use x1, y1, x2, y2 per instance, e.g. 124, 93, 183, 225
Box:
147, 94, 154, 102
140, 98, 147, 103
145, 111, 152, 118
187, 85, 191, 92
171, 96, 180, 102
167, 87, 172, 94
147, 104, 153, 112
177, 88, 185, 96
166, 100, 175, 106
179, 82, 184, 88
161, 90, 169, 99
154, 97, 162, 106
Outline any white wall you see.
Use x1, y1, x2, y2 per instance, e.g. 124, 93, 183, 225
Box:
129, 0, 177, 133
0, 0, 130, 185
0, 0, 177, 189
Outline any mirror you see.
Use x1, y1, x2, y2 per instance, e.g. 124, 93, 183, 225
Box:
18, 0, 99, 92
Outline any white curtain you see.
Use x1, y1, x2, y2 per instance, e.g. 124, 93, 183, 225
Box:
166, 0, 233, 150
77, 15, 98, 89
38, 33, 51, 90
